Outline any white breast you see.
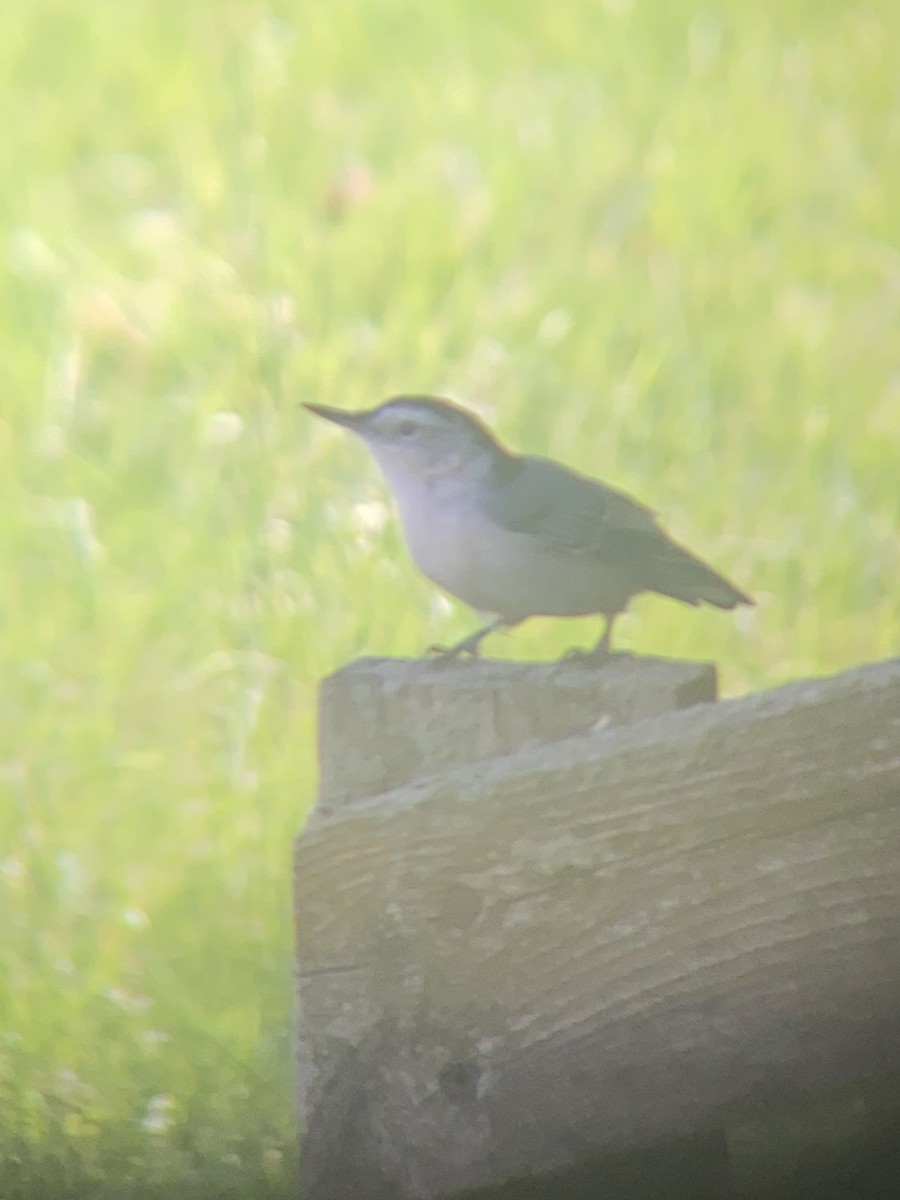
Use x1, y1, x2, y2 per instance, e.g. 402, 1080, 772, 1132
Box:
391, 475, 484, 602
370, 452, 622, 620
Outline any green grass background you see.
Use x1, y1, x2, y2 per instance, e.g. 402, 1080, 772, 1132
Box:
1, 0, 897, 1194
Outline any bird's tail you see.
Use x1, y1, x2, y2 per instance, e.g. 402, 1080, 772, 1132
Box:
651, 540, 752, 610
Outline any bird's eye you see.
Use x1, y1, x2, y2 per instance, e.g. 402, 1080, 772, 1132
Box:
397, 419, 417, 438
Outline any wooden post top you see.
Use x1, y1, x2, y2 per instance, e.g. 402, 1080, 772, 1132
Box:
315, 653, 717, 812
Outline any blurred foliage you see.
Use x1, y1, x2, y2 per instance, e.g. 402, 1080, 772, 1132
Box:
0, 0, 897, 1191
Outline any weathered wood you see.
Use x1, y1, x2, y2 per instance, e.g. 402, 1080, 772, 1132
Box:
295, 657, 900, 1199
315, 654, 716, 810
728, 1081, 900, 1199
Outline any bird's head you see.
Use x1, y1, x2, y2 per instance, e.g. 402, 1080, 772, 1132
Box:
304, 396, 505, 487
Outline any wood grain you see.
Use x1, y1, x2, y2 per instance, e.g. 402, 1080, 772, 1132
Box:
296, 656, 900, 1199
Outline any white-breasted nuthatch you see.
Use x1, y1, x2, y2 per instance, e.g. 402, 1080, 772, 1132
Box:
306, 396, 752, 658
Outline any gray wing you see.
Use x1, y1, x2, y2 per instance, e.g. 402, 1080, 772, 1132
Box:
489, 455, 749, 609
489, 455, 660, 554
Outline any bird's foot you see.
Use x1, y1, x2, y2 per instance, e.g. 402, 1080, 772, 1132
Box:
559, 638, 635, 667
427, 617, 507, 661
560, 644, 610, 666
427, 635, 483, 660
558, 614, 624, 666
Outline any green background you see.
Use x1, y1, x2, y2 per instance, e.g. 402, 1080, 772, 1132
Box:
1, 0, 897, 1193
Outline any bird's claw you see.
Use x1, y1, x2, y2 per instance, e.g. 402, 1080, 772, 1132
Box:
560, 643, 613, 666
427, 640, 481, 660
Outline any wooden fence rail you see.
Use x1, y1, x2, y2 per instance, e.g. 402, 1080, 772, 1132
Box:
294, 655, 900, 1199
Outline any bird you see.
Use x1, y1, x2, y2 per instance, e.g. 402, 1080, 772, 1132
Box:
305, 396, 752, 659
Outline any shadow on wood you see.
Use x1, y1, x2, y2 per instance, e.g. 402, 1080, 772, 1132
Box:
294, 656, 900, 1199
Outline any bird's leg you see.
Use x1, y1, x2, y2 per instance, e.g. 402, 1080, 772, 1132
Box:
429, 616, 514, 660
569, 612, 619, 663
593, 614, 614, 657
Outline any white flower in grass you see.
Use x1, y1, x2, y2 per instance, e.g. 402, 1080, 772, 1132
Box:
201, 411, 245, 445
351, 499, 389, 548
266, 291, 296, 328
265, 516, 293, 554
142, 1094, 175, 1134
122, 906, 149, 929
105, 986, 152, 1014
126, 207, 181, 251
142, 1029, 171, 1049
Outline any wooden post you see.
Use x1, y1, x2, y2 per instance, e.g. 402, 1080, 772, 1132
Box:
294, 656, 900, 1198
313, 654, 717, 812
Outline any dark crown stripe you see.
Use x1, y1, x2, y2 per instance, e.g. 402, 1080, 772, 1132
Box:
381, 395, 502, 452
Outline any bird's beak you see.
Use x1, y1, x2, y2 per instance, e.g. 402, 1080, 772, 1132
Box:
303, 403, 370, 432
